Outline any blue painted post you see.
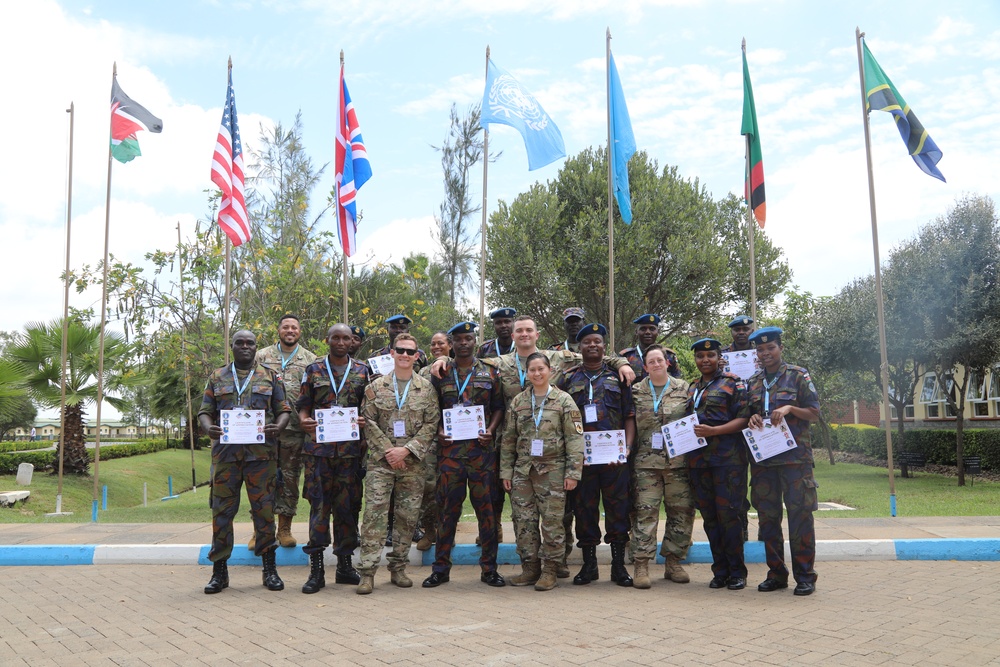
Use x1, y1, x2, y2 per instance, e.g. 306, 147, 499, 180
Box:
91, 499, 98, 522
168, 476, 174, 497
102, 485, 107, 511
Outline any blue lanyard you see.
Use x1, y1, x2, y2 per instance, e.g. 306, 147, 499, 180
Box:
324, 357, 351, 402
453, 367, 474, 403
763, 374, 779, 413
515, 354, 528, 388
636, 345, 645, 364
584, 367, 605, 402
393, 373, 412, 411
279, 344, 298, 371
531, 386, 551, 430
498, 339, 514, 355
231, 364, 253, 404
649, 378, 669, 413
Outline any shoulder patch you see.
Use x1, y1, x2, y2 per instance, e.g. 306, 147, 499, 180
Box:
574, 421, 584, 435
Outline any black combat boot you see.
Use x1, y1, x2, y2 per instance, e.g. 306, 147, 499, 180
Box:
261, 550, 284, 591
610, 541, 633, 587
573, 545, 599, 585
204, 559, 229, 594
335, 553, 361, 585
302, 552, 325, 594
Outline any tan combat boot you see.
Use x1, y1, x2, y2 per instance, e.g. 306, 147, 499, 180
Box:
276, 515, 297, 548
416, 530, 435, 551
508, 560, 541, 586
633, 558, 651, 589
534, 560, 558, 591
391, 569, 413, 588
247, 532, 256, 552
664, 554, 690, 583
356, 574, 374, 595
497, 524, 504, 543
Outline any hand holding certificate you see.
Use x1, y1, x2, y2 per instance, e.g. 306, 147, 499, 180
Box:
721, 350, 761, 380
660, 413, 708, 458
315, 407, 360, 443
583, 430, 628, 465
220, 409, 266, 444
367, 354, 394, 375
742, 419, 798, 462
442, 405, 486, 441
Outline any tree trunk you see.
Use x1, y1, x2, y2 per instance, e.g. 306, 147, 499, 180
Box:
60, 404, 90, 474
956, 413, 966, 487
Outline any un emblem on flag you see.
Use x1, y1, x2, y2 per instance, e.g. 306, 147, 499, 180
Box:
489, 74, 551, 132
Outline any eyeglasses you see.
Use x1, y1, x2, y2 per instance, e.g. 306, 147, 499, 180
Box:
394, 347, 419, 356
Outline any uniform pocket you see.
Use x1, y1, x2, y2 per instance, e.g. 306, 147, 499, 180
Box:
802, 475, 819, 512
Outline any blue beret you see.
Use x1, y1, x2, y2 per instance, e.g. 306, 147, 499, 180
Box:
447, 321, 478, 335
386, 314, 412, 325
749, 326, 783, 345
728, 315, 754, 328
349, 325, 366, 339
691, 338, 721, 351
576, 322, 607, 342
632, 313, 661, 325
489, 307, 517, 319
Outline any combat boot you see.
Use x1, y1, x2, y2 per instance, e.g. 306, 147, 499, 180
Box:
497, 524, 504, 543
277, 514, 297, 548
508, 559, 541, 586
204, 559, 229, 594
573, 545, 599, 585
335, 553, 361, 585
391, 569, 413, 588
301, 552, 325, 594
664, 554, 690, 583
534, 560, 558, 591
633, 558, 651, 589
416, 529, 436, 551
261, 550, 284, 591
609, 541, 633, 587
247, 532, 256, 552
356, 574, 374, 595
556, 561, 571, 579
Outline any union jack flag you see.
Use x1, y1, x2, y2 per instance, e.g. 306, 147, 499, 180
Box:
211, 68, 250, 246
335, 65, 372, 257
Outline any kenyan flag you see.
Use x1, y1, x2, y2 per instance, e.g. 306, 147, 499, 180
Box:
110, 79, 163, 163
741, 48, 765, 227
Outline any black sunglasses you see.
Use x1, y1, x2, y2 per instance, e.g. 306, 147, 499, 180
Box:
394, 346, 419, 356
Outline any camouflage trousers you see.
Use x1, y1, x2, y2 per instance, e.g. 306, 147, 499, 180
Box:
750, 463, 819, 584
208, 458, 277, 562
571, 462, 631, 547
510, 467, 567, 564
357, 461, 423, 575
631, 466, 695, 560
418, 451, 439, 537
433, 451, 497, 574
274, 429, 304, 516
690, 465, 748, 579
492, 444, 508, 536
301, 454, 360, 557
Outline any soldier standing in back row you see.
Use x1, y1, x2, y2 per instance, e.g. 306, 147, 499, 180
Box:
376, 315, 428, 372
721, 314, 756, 542
549, 307, 586, 353
620, 314, 681, 383
478, 307, 517, 359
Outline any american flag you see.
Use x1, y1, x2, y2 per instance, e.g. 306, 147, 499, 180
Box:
211, 68, 250, 246
335, 65, 372, 257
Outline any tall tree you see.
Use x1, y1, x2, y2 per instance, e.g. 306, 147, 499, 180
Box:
0, 359, 34, 441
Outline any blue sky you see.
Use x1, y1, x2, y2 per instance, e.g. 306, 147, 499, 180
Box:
1, 0, 999, 341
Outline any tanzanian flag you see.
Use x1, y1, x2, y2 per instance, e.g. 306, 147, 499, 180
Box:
862, 41, 945, 182
110, 79, 163, 164
741, 47, 765, 227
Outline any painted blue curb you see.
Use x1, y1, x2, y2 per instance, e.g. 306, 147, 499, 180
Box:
0, 545, 95, 566
895, 538, 1000, 561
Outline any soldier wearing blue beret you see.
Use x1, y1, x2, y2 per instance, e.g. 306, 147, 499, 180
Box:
348, 325, 366, 357
375, 315, 428, 373
619, 314, 681, 383
721, 315, 754, 353
478, 307, 517, 359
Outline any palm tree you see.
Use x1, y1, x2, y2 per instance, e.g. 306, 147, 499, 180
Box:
7, 319, 139, 474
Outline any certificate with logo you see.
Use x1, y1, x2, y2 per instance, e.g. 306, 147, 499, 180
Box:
367, 354, 394, 375
315, 407, 360, 443
220, 409, 266, 445
442, 405, 486, 441
742, 419, 798, 462
721, 350, 761, 380
660, 413, 708, 458
583, 429, 627, 465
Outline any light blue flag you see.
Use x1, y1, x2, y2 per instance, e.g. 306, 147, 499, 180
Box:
609, 53, 637, 223
481, 59, 566, 171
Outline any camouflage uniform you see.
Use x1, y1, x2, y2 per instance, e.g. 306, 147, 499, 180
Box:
296, 356, 369, 558
477, 338, 515, 359
199, 364, 291, 562
687, 370, 750, 579
557, 365, 634, 547
747, 362, 821, 586
500, 386, 584, 564
549, 339, 580, 354
620, 346, 682, 384
357, 372, 440, 575
256, 343, 317, 517
417, 366, 441, 540
375, 344, 429, 373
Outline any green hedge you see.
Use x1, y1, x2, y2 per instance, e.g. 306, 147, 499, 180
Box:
826, 424, 1000, 470
88, 440, 172, 461
0, 441, 52, 453
0, 439, 186, 474
0, 451, 56, 474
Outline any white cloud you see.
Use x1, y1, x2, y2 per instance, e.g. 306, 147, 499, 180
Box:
351, 215, 440, 270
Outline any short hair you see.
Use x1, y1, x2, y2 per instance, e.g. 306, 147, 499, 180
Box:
525, 351, 550, 369
514, 315, 535, 324
394, 332, 418, 347
278, 314, 300, 326
644, 344, 666, 359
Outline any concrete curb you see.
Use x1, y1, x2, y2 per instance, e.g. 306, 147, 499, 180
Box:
2, 538, 999, 566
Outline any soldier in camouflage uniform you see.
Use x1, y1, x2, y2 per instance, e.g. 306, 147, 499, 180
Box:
254, 314, 317, 549
746, 327, 821, 597
619, 314, 682, 383
688, 338, 751, 590
374, 315, 429, 372
630, 344, 694, 589
348, 325, 366, 357
720, 314, 755, 542
356, 334, 440, 594
557, 323, 636, 588
415, 332, 452, 551
501, 352, 585, 591
477, 307, 517, 359
549, 307, 586, 353
199, 330, 291, 594
296, 324, 370, 593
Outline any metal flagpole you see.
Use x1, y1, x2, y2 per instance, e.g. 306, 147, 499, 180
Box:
606, 28, 616, 351
479, 45, 490, 344
341, 50, 350, 324
855, 27, 897, 516
743, 39, 758, 324
49, 101, 75, 517
178, 223, 197, 492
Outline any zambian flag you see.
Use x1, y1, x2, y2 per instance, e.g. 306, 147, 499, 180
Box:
863, 41, 945, 182
741, 48, 765, 227
110, 79, 163, 164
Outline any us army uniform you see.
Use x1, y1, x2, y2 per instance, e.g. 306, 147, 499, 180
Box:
416, 365, 441, 546
357, 372, 440, 576
621, 345, 682, 383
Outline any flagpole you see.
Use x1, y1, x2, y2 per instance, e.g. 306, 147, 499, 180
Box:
856, 27, 897, 516
341, 50, 350, 324
224, 57, 233, 365
93, 63, 118, 521
606, 27, 616, 351
479, 45, 491, 344
50, 101, 75, 517
743, 38, 758, 324
178, 222, 197, 492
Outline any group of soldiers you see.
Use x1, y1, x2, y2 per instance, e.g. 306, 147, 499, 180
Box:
197, 305, 822, 597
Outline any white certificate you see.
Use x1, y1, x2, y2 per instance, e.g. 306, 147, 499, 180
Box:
442, 405, 486, 441
367, 354, 394, 375
583, 429, 628, 466
220, 409, 266, 445
721, 350, 761, 381
315, 407, 360, 443
742, 419, 798, 462
660, 413, 708, 457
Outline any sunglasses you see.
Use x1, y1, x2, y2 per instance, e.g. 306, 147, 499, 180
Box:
394, 347, 419, 356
